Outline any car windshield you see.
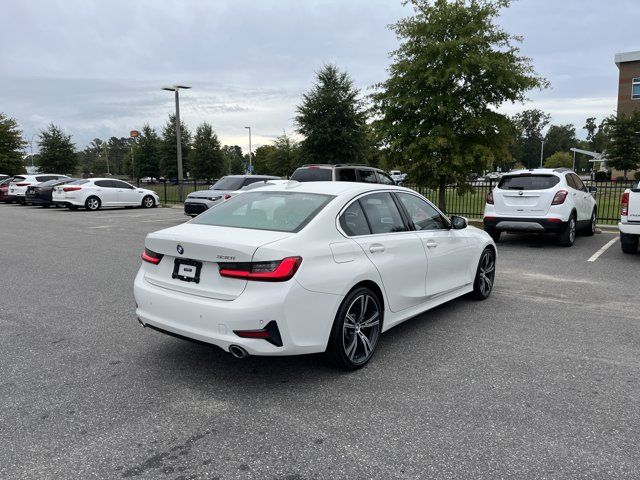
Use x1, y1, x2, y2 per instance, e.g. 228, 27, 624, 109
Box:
498, 174, 560, 190
290, 168, 332, 182
211, 177, 245, 191
191, 191, 334, 232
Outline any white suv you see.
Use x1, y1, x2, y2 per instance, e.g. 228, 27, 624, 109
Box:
9, 174, 70, 204
619, 181, 640, 254
483, 168, 597, 247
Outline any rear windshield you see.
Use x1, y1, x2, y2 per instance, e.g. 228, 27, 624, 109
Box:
211, 177, 245, 191
191, 191, 334, 232
498, 174, 560, 190
290, 168, 332, 182
13, 176, 26, 182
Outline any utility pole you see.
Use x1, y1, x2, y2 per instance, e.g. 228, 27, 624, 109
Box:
540, 140, 545, 168
245, 126, 252, 174
162, 85, 191, 201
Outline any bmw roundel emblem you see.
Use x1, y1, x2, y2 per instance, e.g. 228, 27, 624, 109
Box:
177, 245, 184, 255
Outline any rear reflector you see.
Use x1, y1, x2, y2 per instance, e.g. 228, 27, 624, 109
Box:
551, 190, 568, 205
224, 194, 231, 200
234, 321, 283, 347
547, 218, 562, 223
141, 248, 163, 265
621, 192, 629, 216
63, 186, 82, 192
219, 256, 302, 282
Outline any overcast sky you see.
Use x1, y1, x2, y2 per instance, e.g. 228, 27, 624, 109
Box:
1, 0, 638, 154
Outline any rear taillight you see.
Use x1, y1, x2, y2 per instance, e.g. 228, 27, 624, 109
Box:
141, 248, 163, 265
15, 183, 29, 186
486, 191, 494, 204
551, 190, 568, 205
621, 192, 629, 216
224, 194, 232, 200
63, 186, 82, 192
219, 256, 302, 282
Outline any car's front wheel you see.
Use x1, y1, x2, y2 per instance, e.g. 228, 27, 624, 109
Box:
470, 247, 496, 300
142, 195, 155, 208
584, 209, 596, 236
85, 196, 101, 211
327, 287, 382, 370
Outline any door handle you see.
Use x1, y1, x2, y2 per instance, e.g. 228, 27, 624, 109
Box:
425, 240, 438, 248
369, 244, 385, 254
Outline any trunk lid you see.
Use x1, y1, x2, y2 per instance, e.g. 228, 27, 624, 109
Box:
143, 223, 293, 300
493, 174, 560, 217
628, 188, 640, 222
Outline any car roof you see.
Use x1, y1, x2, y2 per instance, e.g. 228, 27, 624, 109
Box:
504, 168, 566, 176
298, 164, 383, 171
222, 174, 281, 179
248, 180, 411, 197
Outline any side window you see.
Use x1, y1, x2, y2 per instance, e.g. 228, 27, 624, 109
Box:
337, 169, 357, 182
339, 201, 371, 236
565, 174, 577, 190
359, 193, 406, 234
377, 172, 395, 185
94, 180, 111, 188
359, 170, 378, 183
572, 174, 586, 192
397, 193, 447, 230
112, 180, 133, 189
36, 176, 52, 182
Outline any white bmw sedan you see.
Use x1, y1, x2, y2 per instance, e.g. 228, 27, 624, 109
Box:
53, 178, 160, 210
134, 182, 496, 369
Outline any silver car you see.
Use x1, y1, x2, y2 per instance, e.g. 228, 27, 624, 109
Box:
184, 175, 281, 217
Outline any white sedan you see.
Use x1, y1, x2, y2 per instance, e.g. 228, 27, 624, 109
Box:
53, 178, 160, 210
134, 182, 496, 369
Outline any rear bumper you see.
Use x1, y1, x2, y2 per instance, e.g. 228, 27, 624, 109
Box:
133, 268, 342, 356
484, 216, 567, 233
619, 222, 640, 236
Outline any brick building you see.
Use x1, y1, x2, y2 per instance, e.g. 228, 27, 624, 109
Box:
612, 51, 640, 179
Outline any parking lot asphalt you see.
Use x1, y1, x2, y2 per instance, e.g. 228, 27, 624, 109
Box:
1, 203, 639, 479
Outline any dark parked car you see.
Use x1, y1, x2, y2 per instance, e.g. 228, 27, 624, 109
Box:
0, 177, 15, 203
290, 164, 396, 185
25, 178, 79, 207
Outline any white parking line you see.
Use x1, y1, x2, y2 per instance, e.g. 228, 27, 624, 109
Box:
588, 237, 618, 262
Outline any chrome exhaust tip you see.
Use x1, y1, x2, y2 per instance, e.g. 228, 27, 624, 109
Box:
229, 345, 249, 359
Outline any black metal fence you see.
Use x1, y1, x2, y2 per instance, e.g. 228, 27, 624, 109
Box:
408, 180, 635, 225
139, 178, 635, 226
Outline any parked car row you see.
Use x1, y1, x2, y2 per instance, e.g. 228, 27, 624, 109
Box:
0, 174, 159, 210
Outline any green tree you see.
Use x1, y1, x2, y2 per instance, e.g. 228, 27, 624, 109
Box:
268, 133, 300, 177
0, 113, 26, 175
133, 124, 161, 179
253, 145, 276, 175
160, 114, 191, 179
544, 151, 572, 169
222, 145, 244, 175
604, 111, 640, 179
544, 124, 577, 160
371, 0, 547, 210
37, 124, 77, 174
296, 64, 367, 164
512, 109, 550, 168
189, 122, 223, 181
584, 117, 608, 154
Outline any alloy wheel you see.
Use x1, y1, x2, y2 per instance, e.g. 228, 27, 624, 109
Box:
569, 217, 576, 243
87, 198, 99, 210
477, 250, 495, 298
144, 196, 154, 208
342, 293, 380, 366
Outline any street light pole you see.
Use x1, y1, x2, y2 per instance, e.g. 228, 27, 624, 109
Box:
162, 85, 191, 202
245, 126, 252, 174
540, 140, 545, 168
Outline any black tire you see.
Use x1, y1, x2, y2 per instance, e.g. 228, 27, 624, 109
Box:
17, 198, 25, 205
557, 214, 576, 247
69, 205, 79, 211
470, 247, 496, 300
485, 226, 501, 243
584, 210, 596, 236
327, 286, 382, 370
85, 196, 101, 211
620, 233, 639, 254
142, 195, 155, 208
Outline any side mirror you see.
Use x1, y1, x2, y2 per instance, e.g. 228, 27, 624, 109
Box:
451, 215, 468, 230
589, 186, 598, 193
